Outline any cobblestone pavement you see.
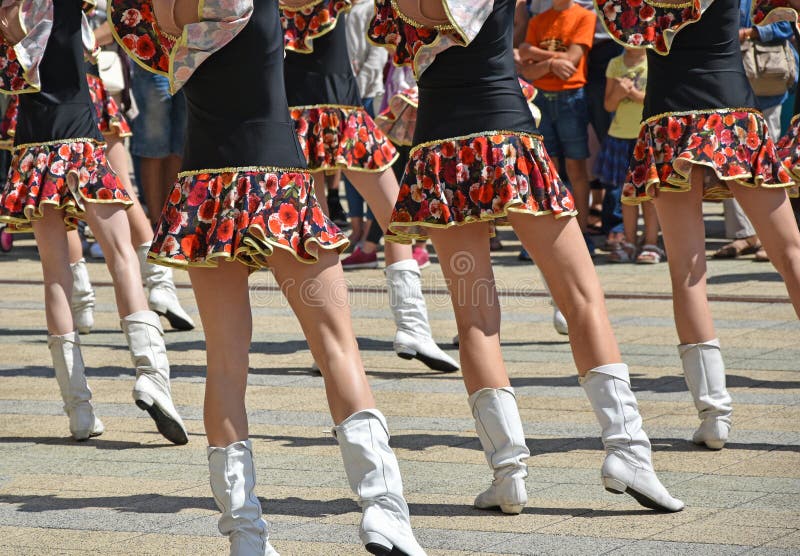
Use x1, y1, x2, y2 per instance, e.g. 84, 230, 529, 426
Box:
0, 206, 798, 555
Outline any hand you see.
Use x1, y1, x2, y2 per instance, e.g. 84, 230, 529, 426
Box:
616, 77, 633, 94
550, 58, 577, 81
518, 43, 536, 63
739, 27, 757, 42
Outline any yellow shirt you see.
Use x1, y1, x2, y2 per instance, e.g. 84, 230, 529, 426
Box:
606, 55, 647, 140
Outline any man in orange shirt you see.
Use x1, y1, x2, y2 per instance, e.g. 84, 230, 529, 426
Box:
519, 0, 596, 252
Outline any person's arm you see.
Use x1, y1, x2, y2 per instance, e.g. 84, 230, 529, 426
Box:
604, 77, 630, 112
93, 20, 114, 47
754, 21, 795, 43
521, 58, 559, 80
513, 0, 530, 47
626, 86, 646, 104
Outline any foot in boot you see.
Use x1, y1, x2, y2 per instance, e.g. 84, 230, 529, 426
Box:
474, 476, 527, 514
552, 308, 568, 336
693, 418, 730, 450
68, 404, 105, 441
601, 453, 684, 512
133, 376, 188, 445
394, 329, 459, 373
149, 286, 195, 331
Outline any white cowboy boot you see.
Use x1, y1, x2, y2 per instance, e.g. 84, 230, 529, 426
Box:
121, 310, 188, 445
581, 364, 684, 512
208, 440, 280, 556
332, 409, 426, 556
48, 331, 104, 440
137, 242, 195, 331
678, 339, 732, 450
469, 387, 529, 514
386, 259, 458, 373
70, 258, 95, 334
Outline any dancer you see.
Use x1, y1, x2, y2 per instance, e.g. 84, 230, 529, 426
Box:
0, 70, 195, 333
280, 0, 458, 373
597, 0, 800, 450
369, 0, 683, 513
110, 0, 425, 554
0, 0, 188, 445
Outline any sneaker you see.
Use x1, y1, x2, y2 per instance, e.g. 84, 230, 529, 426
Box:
412, 246, 431, 269
518, 248, 532, 262
341, 246, 379, 270
489, 236, 504, 251
89, 242, 105, 260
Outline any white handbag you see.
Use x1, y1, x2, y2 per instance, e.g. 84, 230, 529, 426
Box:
97, 50, 125, 95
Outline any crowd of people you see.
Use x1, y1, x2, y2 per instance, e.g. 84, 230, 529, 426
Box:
0, 0, 800, 555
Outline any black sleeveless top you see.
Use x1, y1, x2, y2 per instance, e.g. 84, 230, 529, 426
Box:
283, 16, 362, 107
180, 0, 306, 171
645, 0, 756, 119
414, 0, 536, 145
15, 0, 103, 146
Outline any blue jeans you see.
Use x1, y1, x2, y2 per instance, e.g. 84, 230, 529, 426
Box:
130, 64, 187, 158
601, 182, 624, 234
344, 97, 374, 220
534, 88, 590, 160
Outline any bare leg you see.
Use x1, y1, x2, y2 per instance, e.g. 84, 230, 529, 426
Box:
622, 204, 639, 245
641, 201, 660, 246
83, 203, 148, 317
652, 171, 716, 344
67, 228, 83, 264
508, 213, 621, 374
429, 222, 508, 394
732, 183, 800, 316
270, 249, 375, 423
565, 158, 590, 233
139, 157, 168, 226
188, 262, 252, 446
32, 207, 74, 335
106, 136, 153, 245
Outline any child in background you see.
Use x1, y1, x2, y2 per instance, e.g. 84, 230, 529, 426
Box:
596, 47, 663, 263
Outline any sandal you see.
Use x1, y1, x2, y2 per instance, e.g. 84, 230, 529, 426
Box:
608, 241, 636, 263
636, 244, 665, 264
754, 247, 770, 262
712, 237, 761, 259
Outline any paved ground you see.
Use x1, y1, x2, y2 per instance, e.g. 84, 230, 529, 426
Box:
0, 204, 798, 555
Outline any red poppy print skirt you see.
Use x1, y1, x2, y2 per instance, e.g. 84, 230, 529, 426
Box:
388, 132, 576, 242
0, 139, 132, 232
777, 114, 800, 181
0, 75, 132, 150
149, 168, 349, 269
622, 109, 795, 205
290, 105, 398, 173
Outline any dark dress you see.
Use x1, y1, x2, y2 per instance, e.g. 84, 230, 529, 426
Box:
0, 0, 130, 232
368, 0, 575, 241
596, 0, 794, 203
111, 0, 346, 268
281, 1, 397, 172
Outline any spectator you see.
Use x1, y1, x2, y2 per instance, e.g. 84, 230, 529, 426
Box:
715, 0, 799, 261
597, 48, 662, 264
519, 0, 596, 252
129, 65, 186, 226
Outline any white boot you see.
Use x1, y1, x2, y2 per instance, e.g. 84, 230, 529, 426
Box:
469, 387, 529, 514
70, 258, 95, 334
678, 339, 732, 450
122, 310, 188, 445
137, 242, 195, 331
332, 409, 426, 556
386, 259, 459, 373
208, 440, 280, 556
48, 331, 104, 440
581, 364, 684, 512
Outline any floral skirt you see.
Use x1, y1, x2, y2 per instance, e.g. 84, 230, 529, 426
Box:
622, 109, 795, 205
388, 132, 576, 242
289, 105, 398, 173
0, 139, 132, 232
149, 168, 349, 269
777, 114, 800, 181
0, 74, 132, 150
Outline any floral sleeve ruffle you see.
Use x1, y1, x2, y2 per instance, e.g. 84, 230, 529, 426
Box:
280, 0, 352, 53
109, 0, 252, 93
368, 0, 490, 79
595, 0, 712, 55
751, 0, 799, 27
